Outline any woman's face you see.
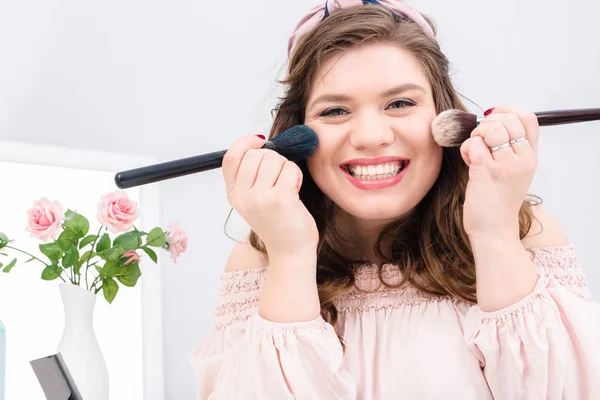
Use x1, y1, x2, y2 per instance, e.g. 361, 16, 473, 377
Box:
304, 42, 443, 226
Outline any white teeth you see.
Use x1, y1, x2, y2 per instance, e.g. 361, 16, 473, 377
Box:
347, 161, 406, 179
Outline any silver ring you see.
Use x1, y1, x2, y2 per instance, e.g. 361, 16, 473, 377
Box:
509, 137, 527, 144
489, 142, 511, 153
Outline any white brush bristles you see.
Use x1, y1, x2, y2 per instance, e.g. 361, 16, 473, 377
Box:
431, 109, 478, 147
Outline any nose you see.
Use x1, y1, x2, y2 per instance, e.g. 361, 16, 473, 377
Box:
348, 110, 395, 150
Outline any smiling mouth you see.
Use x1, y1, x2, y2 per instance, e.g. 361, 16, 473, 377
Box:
344, 161, 408, 180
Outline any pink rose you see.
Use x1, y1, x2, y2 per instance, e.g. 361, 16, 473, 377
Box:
97, 190, 139, 233
121, 250, 141, 265
25, 197, 64, 242
166, 222, 187, 263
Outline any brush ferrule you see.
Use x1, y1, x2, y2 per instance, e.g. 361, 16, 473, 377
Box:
476, 115, 485, 125
262, 141, 276, 151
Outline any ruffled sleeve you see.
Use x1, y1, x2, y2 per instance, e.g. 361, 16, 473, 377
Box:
464, 245, 600, 400
187, 267, 356, 400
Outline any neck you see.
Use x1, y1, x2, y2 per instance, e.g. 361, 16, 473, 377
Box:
333, 210, 394, 264
331, 205, 419, 264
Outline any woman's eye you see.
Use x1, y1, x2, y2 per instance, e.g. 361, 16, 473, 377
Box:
319, 107, 347, 117
319, 100, 415, 117
387, 99, 416, 109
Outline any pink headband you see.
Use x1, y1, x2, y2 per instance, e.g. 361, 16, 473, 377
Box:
287, 0, 435, 60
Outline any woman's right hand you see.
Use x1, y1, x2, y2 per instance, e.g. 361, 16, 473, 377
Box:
222, 134, 319, 257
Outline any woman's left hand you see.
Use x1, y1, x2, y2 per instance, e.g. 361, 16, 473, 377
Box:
460, 105, 539, 240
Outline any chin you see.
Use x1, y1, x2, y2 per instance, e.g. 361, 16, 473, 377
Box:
336, 195, 418, 222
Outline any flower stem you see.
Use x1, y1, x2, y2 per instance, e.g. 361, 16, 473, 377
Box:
86, 226, 104, 290
4, 245, 67, 283
90, 274, 101, 293
5, 245, 49, 266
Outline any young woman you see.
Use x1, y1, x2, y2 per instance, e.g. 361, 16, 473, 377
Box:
189, 1, 600, 398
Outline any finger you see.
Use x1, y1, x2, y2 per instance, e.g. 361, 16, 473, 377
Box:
275, 161, 303, 194
236, 149, 269, 190
471, 119, 515, 163
460, 137, 473, 167
468, 136, 494, 167
483, 111, 532, 155
483, 113, 526, 141
222, 134, 266, 194
484, 106, 539, 152
252, 151, 288, 191
472, 119, 510, 148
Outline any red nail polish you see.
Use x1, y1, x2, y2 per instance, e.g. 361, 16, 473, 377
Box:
256, 134, 265, 140
484, 108, 495, 116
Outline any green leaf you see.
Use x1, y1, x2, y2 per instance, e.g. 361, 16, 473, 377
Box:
62, 250, 73, 268
146, 227, 166, 247
57, 229, 79, 251
63, 210, 89, 238
24, 257, 36, 264
113, 232, 140, 252
99, 260, 119, 279
61, 245, 79, 270
130, 231, 145, 246
0, 232, 8, 242
41, 264, 62, 280
132, 226, 144, 235
2, 259, 17, 273
133, 226, 148, 236
110, 246, 125, 263
79, 251, 97, 265
116, 262, 141, 287
39, 243, 63, 262
102, 277, 119, 304
96, 233, 110, 253
63, 209, 75, 221
141, 246, 157, 263
98, 246, 125, 263
79, 235, 98, 249
70, 247, 81, 275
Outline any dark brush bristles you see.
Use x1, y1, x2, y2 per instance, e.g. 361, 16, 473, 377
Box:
266, 124, 319, 161
431, 109, 479, 147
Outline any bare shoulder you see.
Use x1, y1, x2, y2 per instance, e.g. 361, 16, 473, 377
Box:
521, 203, 570, 249
224, 233, 269, 272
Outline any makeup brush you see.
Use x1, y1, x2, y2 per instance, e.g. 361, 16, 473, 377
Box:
431, 108, 600, 147
114, 124, 318, 189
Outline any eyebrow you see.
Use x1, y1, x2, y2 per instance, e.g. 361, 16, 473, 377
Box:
307, 83, 426, 110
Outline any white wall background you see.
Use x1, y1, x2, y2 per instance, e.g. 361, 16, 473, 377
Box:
1, 0, 598, 398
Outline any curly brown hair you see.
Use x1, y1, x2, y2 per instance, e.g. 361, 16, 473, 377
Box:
240, 5, 537, 335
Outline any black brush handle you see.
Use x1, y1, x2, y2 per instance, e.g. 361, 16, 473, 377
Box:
535, 108, 600, 126
115, 150, 227, 189
115, 141, 276, 189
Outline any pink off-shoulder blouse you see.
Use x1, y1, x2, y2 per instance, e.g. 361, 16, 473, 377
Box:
188, 245, 600, 399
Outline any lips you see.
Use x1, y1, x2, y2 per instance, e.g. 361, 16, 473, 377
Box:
340, 160, 410, 190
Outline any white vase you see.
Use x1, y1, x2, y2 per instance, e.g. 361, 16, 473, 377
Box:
56, 283, 109, 400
